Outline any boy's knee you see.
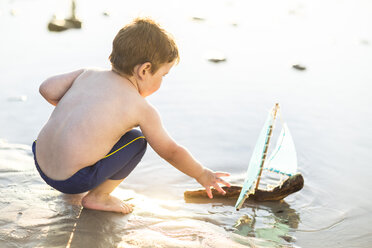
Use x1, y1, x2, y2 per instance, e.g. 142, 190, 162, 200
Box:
138, 137, 147, 154
127, 129, 147, 153
137, 137, 147, 154
128, 129, 144, 138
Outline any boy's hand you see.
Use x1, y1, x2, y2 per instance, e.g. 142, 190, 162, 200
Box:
195, 168, 231, 198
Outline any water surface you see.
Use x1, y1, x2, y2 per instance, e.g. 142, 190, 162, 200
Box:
1, 0, 371, 247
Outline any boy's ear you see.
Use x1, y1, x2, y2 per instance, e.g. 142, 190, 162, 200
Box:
137, 62, 152, 79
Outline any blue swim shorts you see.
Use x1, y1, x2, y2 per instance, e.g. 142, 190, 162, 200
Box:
32, 129, 147, 194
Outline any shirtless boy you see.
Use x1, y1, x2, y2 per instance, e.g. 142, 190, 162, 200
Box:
32, 18, 230, 214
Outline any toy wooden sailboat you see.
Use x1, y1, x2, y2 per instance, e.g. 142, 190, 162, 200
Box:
184, 103, 304, 208
234, 103, 301, 210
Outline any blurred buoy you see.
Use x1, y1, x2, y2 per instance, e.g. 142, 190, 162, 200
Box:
208, 57, 227, 63
191, 16, 206, 22
206, 50, 227, 63
292, 64, 306, 71
48, 17, 82, 32
48, 0, 82, 32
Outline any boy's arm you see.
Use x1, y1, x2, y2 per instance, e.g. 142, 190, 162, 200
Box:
139, 103, 230, 198
39, 69, 84, 106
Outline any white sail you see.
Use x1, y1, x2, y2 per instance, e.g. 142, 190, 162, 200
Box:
235, 105, 278, 210
235, 104, 298, 210
264, 123, 297, 176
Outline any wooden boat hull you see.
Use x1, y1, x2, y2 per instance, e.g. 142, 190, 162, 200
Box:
184, 173, 304, 203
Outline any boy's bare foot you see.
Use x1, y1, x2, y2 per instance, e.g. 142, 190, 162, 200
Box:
81, 193, 133, 214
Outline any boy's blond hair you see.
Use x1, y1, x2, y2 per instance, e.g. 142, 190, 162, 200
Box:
109, 18, 179, 76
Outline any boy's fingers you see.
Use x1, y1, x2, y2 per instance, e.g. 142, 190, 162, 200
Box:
213, 183, 226, 195
215, 172, 230, 177
205, 186, 213, 198
122, 204, 132, 213
216, 178, 231, 187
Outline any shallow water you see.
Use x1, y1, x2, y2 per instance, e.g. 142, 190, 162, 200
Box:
1, 0, 372, 247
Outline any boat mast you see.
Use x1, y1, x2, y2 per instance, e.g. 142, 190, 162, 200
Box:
254, 103, 280, 191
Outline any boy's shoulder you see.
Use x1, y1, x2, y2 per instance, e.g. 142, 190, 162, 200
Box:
137, 100, 162, 127
76, 68, 131, 87
71, 67, 145, 106
78, 67, 109, 77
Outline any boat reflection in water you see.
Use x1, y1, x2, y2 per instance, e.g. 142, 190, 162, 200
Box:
234, 200, 300, 247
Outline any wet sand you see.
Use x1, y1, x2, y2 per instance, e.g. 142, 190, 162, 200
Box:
1, 0, 372, 247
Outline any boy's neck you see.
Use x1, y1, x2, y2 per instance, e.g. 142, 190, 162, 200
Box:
111, 68, 140, 94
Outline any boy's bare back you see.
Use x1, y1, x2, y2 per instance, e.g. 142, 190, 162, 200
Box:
36, 69, 146, 180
